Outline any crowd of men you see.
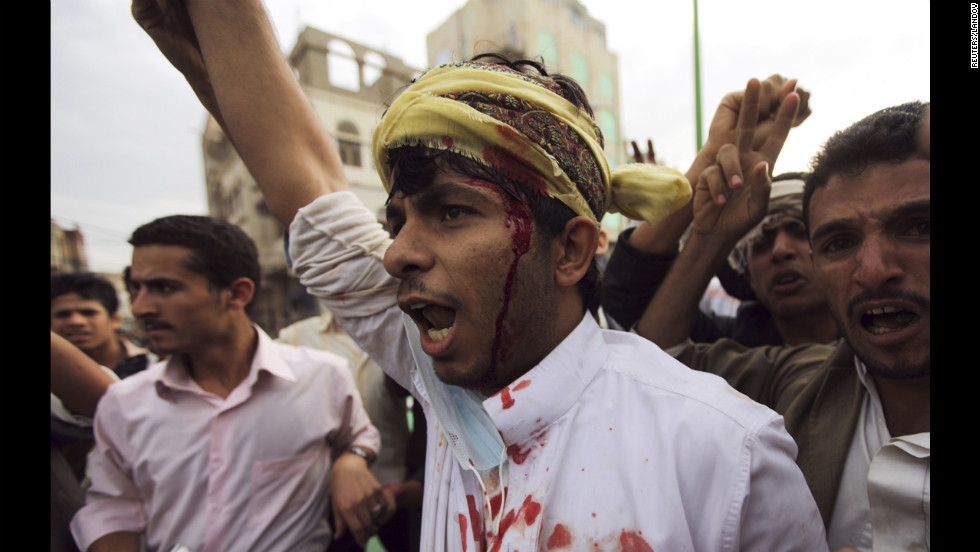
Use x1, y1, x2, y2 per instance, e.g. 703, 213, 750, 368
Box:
51, 0, 929, 551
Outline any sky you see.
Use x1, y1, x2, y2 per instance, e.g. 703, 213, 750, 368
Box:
50, 0, 931, 275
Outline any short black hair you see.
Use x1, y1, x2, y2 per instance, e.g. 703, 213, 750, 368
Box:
51, 272, 120, 315
803, 101, 929, 227
128, 215, 261, 311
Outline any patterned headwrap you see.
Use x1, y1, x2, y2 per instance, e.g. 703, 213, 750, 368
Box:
371, 61, 691, 228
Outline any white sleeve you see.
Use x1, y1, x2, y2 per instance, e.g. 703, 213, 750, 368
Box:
288, 191, 416, 392
737, 416, 830, 551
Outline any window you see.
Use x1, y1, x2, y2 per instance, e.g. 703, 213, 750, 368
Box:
338, 140, 361, 167
337, 121, 361, 167
363, 51, 387, 87
599, 72, 614, 101
327, 39, 359, 92
571, 52, 589, 85
536, 29, 558, 67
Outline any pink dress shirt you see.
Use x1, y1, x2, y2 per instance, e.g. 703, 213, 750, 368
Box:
70, 326, 380, 552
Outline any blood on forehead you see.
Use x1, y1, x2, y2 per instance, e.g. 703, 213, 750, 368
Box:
482, 124, 550, 200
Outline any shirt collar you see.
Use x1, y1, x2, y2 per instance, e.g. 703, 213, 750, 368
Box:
154, 325, 297, 398
485, 314, 609, 447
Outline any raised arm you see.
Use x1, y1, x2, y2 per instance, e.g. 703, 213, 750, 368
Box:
51, 331, 116, 418
625, 74, 809, 255
132, 0, 349, 226
633, 78, 799, 348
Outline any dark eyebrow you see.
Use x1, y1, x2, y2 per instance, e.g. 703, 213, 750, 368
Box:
883, 199, 930, 225
809, 220, 856, 245
810, 198, 930, 244
131, 277, 184, 289
416, 180, 491, 207
394, 180, 494, 216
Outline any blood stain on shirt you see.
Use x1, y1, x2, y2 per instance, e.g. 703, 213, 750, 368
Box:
619, 530, 654, 552
489, 488, 507, 520
547, 524, 572, 549
499, 387, 515, 409
522, 495, 542, 524
466, 494, 483, 551
488, 508, 518, 552
507, 443, 532, 464
459, 513, 468, 552
513, 379, 532, 392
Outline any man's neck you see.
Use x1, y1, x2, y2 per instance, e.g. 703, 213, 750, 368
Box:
479, 301, 585, 398
872, 373, 930, 437
773, 310, 840, 347
184, 321, 259, 399
86, 338, 128, 371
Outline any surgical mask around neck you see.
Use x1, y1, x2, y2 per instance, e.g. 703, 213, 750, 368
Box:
401, 313, 505, 472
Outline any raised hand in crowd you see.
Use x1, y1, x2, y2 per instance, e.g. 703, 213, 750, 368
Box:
132, 0, 223, 127
626, 74, 809, 255
631, 139, 656, 164
693, 77, 799, 230
631, 78, 800, 348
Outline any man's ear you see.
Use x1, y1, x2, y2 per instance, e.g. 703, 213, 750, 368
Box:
226, 277, 256, 311
554, 216, 599, 288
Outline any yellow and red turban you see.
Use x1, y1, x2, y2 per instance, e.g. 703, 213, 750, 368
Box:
372, 61, 691, 228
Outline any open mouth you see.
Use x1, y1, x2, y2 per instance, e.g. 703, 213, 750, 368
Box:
774, 274, 800, 285
409, 302, 456, 342
771, 268, 805, 291
142, 321, 173, 334
860, 306, 920, 335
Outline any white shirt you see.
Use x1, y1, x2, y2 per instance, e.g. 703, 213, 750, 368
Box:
827, 359, 930, 552
290, 192, 829, 552
70, 326, 380, 552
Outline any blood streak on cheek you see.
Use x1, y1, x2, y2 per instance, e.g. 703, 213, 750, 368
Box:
465, 171, 536, 371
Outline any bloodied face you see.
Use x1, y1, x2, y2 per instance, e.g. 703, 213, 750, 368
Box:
384, 169, 563, 395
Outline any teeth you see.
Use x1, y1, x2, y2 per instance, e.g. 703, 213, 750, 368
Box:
409, 302, 428, 310
862, 306, 918, 334
427, 327, 450, 342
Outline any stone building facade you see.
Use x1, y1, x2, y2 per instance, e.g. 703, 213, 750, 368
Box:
202, 28, 419, 334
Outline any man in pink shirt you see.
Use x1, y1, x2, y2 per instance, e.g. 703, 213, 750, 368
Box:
70, 215, 383, 552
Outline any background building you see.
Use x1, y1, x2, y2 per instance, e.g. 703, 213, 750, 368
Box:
202, 28, 420, 334
426, 0, 629, 236
203, 2, 625, 336
51, 219, 88, 274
